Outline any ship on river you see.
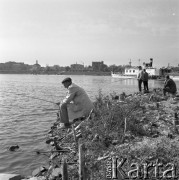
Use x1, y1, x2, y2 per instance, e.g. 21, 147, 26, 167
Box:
111, 59, 160, 79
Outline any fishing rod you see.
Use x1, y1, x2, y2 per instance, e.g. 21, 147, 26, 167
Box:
22, 94, 58, 104
9, 92, 58, 104
1, 90, 62, 99
1, 91, 60, 105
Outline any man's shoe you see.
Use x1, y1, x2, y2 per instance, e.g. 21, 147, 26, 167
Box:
58, 123, 71, 129
64, 123, 71, 128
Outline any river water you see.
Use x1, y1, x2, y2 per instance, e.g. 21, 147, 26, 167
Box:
0, 74, 178, 176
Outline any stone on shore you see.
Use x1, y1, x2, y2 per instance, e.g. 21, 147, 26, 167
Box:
0, 173, 22, 180
32, 166, 47, 177
22, 177, 45, 180
51, 168, 62, 177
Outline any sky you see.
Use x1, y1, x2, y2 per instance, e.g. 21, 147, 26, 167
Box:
0, 0, 179, 68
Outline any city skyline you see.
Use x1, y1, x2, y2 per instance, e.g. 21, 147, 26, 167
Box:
0, 0, 179, 68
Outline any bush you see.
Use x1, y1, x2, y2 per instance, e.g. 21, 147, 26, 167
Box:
78, 91, 179, 179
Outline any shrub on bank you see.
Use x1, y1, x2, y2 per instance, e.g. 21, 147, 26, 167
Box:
78, 91, 179, 179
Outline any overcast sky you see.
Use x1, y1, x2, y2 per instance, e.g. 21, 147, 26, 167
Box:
0, 0, 178, 67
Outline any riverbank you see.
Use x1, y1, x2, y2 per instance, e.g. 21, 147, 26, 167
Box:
60, 71, 111, 76
2, 88, 179, 179
0, 71, 111, 76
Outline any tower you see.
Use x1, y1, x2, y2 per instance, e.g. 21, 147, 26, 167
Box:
150, 58, 153, 67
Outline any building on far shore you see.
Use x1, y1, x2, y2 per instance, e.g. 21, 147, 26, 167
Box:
0, 61, 30, 73
92, 61, 104, 71
70, 63, 84, 72
30, 60, 42, 74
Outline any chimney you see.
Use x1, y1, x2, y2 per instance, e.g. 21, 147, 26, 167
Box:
150, 58, 153, 67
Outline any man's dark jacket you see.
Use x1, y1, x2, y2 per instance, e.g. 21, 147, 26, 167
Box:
164, 78, 177, 93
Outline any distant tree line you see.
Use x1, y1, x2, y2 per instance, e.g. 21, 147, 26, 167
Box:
0, 61, 127, 74
0, 61, 70, 74
0, 61, 178, 74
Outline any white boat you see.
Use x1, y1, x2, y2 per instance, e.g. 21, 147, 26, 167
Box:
168, 73, 179, 81
111, 72, 136, 79
111, 59, 160, 79
112, 67, 160, 79
170, 75, 179, 81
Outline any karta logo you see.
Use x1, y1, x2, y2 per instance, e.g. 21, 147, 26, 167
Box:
106, 157, 178, 179
112, 157, 127, 179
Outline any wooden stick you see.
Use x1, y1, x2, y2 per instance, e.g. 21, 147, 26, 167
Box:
35, 149, 71, 154
121, 117, 127, 143
72, 124, 78, 148
75, 109, 94, 131
79, 144, 86, 180
62, 158, 68, 180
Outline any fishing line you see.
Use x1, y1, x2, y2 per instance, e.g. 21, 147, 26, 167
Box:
42, 108, 59, 111
19, 93, 57, 104
22, 95, 57, 104
0, 90, 61, 104
15, 111, 57, 117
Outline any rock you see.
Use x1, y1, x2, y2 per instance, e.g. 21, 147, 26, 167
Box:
51, 168, 62, 177
54, 140, 63, 150
8, 145, 19, 151
46, 138, 54, 144
149, 94, 154, 101
50, 153, 58, 160
119, 93, 125, 101
171, 100, 178, 104
48, 130, 53, 134
112, 95, 119, 100
48, 133, 53, 137
51, 125, 57, 130
103, 137, 112, 147
76, 133, 82, 139
140, 117, 147, 122
150, 122, 158, 128
0, 173, 22, 180
27, 177, 46, 180
112, 140, 119, 145
167, 133, 175, 139
174, 97, 179, 100
152, 133, 159, 138
50, 141, 55, 146
92, 134, 99, 142
32, 166, 47, 177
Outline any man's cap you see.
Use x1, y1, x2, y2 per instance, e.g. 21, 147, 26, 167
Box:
62, 77, 72, 83
165, 75, 170, 79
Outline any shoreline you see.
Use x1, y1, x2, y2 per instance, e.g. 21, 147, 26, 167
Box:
0, 71, 111, 76
1, 89, 179, 179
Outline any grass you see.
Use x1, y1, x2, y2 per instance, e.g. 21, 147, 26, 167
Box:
77, 90, 179, 179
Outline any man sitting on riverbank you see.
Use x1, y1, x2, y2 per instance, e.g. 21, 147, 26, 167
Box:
163, 75, 177, 96
56, 77, 94, 129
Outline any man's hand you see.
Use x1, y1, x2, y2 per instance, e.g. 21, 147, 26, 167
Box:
56, 102, 60, 106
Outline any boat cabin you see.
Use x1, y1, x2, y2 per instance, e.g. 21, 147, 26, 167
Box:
125, 67, 139, 76
124, 67, 160, 78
